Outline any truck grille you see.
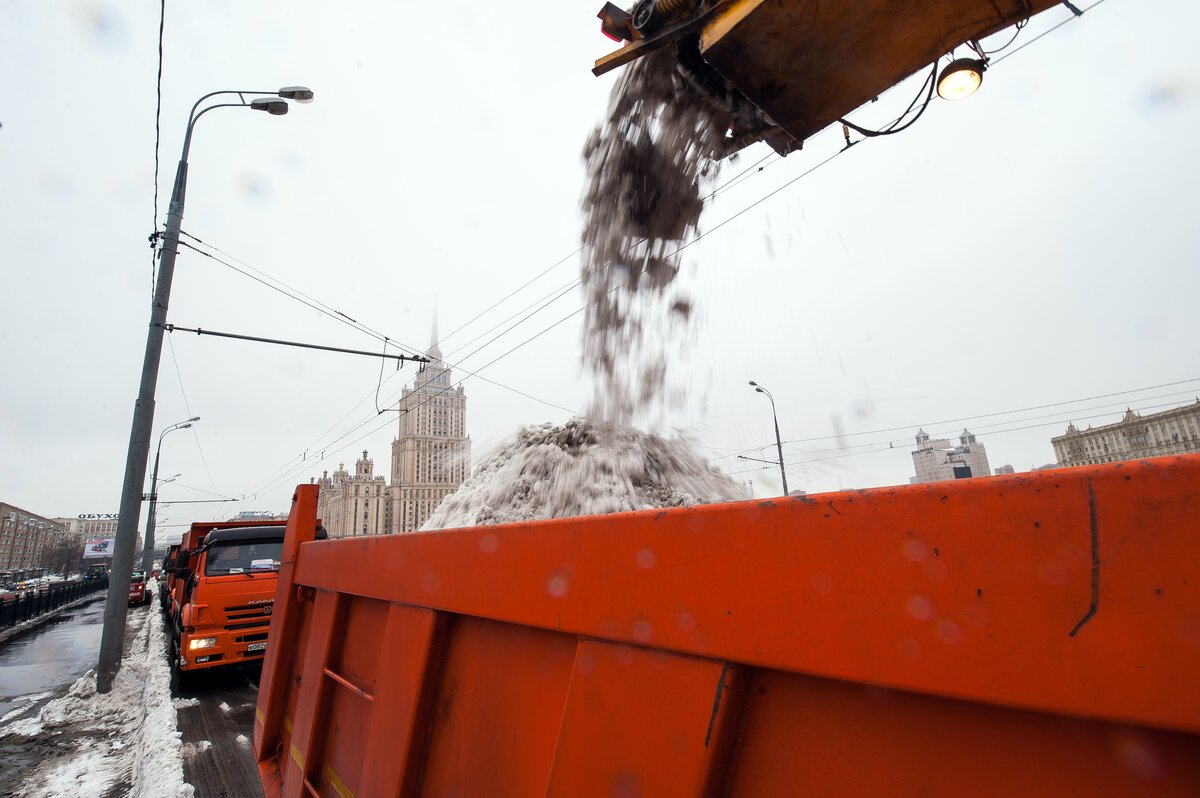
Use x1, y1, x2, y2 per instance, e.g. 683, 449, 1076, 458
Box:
225, 620, 269, 631
225, 603, 273, 621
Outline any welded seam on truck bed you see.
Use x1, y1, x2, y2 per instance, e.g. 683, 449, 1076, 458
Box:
705, 662, 734, 747
1068, 479, 1100, 637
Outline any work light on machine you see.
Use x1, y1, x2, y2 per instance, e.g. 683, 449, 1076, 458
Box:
937, 57, 987, 100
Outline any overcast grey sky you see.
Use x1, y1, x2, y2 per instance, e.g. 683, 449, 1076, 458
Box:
2, 1, 1198, 541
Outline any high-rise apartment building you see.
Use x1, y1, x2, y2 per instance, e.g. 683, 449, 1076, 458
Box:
1, 503, 68, 571
1051, 401, 1200, 467
911, 429, 992, 483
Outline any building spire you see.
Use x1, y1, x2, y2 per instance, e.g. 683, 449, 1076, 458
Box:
426, 310, 443, 362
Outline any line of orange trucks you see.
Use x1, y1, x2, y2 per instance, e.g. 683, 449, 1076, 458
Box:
160, 519, 295, 687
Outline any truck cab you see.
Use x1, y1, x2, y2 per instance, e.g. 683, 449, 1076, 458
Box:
170, 524, 286, 685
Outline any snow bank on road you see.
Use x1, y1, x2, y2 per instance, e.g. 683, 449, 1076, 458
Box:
2, 594, 194, 797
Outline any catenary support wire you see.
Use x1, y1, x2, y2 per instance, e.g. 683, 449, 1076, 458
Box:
160, 324, 430, 364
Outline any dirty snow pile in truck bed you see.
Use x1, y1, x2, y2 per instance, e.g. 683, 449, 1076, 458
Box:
0, 595, 193, 798
422, 418, 749, 530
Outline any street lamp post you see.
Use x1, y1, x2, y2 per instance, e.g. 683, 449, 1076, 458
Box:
748, 381, 789, 496
142, 420, 197, 570
97, 86, 313, 693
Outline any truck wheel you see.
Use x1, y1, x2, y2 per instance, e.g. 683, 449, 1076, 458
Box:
169, 639, 192, 693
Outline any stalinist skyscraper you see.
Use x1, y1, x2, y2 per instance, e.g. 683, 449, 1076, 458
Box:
388, 318, 471, 531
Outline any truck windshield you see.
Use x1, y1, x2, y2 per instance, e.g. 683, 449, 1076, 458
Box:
204, 540, 284, 576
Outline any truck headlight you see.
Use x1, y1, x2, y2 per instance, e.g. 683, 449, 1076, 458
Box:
188, 637, 218, 650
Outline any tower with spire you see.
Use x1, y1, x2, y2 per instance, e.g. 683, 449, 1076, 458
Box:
388, 313, 471, 532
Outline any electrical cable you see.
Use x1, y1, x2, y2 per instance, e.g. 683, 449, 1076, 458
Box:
167, 481, 236, 499
225, 0, 1116, 513
838, 62, 937, 139
725, 398, 1199, 476
438, 247, 583, 346
225, 141, 867, 513
163, 323, 428, 362
165, 333, 222, 496
439, 150, 781, 351
150, 0, 166, 301
991, 0, 1109, 66
175, 236, 579, 414
177, 230, 417, 351
979, 19, 1027, 55
225, 285, 616, 511
753, 389, 1200, 463
175, 237, 419, 356
711, 377, 1200, 463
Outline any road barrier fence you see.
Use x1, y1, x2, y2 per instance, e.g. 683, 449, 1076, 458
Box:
0, 578, 109, 632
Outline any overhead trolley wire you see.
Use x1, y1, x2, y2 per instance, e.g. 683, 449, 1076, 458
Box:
165, 333, 223, 495
711, 377, 1200, 464
226, 3, 1111, 512
226, 142, 892, 510
990, 0, 1111, 66
725, 397, 1197, 476
149, 0, 166, 300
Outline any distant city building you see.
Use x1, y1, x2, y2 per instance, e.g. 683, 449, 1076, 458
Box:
993, 464, 1015, 476
1051, 400, 1200, 467
77, 515, 119, 541
911, 429, 992, 483
1, 503, 69, 571
315, 320, 470, 536
316, 451, 390, 537
231, 510, 287, 522
51, 517, 84, 543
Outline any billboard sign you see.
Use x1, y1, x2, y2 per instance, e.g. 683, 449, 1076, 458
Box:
84, 536, 115, 559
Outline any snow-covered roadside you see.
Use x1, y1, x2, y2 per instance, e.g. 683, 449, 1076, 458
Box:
0, 591, 193, 797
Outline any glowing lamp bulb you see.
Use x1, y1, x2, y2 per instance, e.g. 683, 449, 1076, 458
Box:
937, 58, 986, 101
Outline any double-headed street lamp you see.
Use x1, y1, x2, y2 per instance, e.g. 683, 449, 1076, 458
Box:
98, 86, 314, 693
141, 419, 198, 570
749, 380, 789, 496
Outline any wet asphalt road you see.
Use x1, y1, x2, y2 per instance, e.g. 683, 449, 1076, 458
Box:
0, 595, 108, 719
0, 588, 263, 797
0, 595, 117, 798
175, 661, 265, 798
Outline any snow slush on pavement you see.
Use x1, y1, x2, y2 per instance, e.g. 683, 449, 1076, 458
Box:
0, 595, 192, 798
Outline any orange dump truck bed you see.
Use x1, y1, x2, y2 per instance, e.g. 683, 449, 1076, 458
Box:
255, 457, 1200, 797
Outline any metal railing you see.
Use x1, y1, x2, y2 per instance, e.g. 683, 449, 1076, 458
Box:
0, 578, 109, 632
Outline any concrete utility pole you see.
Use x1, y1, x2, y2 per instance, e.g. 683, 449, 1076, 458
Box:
749, 381, 789, 496
142, 420, 197, 570
97, 86, 313, 693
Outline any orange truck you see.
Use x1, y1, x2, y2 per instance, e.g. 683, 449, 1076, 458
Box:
254, 456, 1200, 796
167, 519, 296, 686
158, 543, 180, 612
